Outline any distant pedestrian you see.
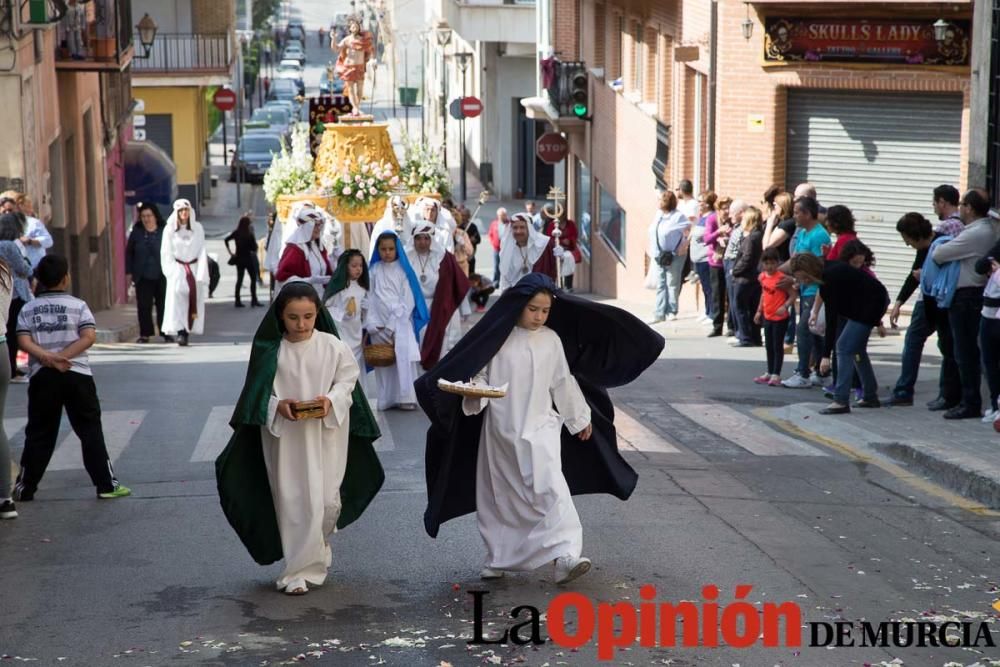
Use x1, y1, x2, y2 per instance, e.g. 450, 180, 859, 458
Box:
225, 215, 263, 308
703, 195, 730, 337
689, 191, 717, 323
161, 199, 209, 347
12, 255, 132, 502
318, 26, 326, 47
975, 243, 1000, 424
722, 200, 748, 338
487, 207, 510, 284
730, 205, 764, 347
754, 247, 792, 386
0, 213, 31, 383
1, 192, 53, 270
0, 254, 15, 518
524, 201, 543, 232
825, 205, 858, 261
125, 203, 169, 343
932, 184, 965, 237
647, 190, 688, 323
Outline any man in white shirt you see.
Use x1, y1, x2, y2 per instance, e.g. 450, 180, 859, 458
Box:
1, 192, 53, 269
676, 180, 698, 223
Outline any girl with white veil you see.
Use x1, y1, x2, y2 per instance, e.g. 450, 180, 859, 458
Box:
161, 199, 208, 346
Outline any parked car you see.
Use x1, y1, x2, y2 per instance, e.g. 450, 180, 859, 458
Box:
263, 99, 304, 123
283, 43, 306, 65
319, 69, 345, 95
276, 60, 305, 95
267, 77, 299, 102
230, 132, 283, 183
287, 22, 306, 42
250, 107, 291, 136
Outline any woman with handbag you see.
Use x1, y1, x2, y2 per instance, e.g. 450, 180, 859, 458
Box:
646, 190, 689, 323
225, 215, 263, 308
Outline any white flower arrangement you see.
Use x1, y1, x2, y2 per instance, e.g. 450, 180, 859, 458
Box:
399, 134, 451, 198
262, 124, 315, 204
321, 155, 396, 210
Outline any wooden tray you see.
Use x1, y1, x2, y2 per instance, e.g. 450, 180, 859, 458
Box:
437, 379, 507, 399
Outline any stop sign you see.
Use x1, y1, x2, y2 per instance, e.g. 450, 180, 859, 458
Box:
460, 96, 483, 119
213, 88, 237, 112
536, 132, 569, 164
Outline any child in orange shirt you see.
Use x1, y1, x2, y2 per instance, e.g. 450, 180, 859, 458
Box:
754, 247, 795, 386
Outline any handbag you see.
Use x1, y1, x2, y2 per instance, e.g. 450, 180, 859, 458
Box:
227, 255, 238, 266
654, 214, 673, 267
809, 305, 827, 337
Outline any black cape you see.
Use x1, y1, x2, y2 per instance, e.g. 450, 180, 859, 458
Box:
414, 273, 665, 538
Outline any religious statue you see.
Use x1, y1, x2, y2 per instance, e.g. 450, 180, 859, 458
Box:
333, 15, 375, 117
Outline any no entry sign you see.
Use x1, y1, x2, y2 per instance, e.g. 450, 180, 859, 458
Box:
213, 88, 237, 112
460, 96, 483, 119
536, 132, 569, 165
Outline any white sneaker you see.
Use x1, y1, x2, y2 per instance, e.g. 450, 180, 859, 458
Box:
982, 409, 999, 423
809, 372, 824, 387
781, 374, 812, 389
726, 337, 739, 344
666, 314, 678, 321
554, 555, 592, 584
480, 566, 504, 580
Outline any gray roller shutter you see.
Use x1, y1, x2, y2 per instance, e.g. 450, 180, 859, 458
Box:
786, 90, 963, 300
144, 114, 174, 160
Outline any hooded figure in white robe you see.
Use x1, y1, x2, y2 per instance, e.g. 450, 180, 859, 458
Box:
275, 207, 333, 297
405, 223, 464, 360
408, 197, 455, 253
498, 212, 555, 291
161, 199, 209, 338
369, 196, 413, 262
366, 230, 429, 409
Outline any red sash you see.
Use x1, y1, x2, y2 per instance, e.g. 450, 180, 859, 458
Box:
177, 259, 198, 330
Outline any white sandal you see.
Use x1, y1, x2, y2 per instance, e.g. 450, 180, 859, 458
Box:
283, 579, 308, 596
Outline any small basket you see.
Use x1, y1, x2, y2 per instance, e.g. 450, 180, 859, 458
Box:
437, 379, 507, 399
363, 343, 396, 367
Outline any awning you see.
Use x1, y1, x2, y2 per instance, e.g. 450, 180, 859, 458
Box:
124, 140, 177, 209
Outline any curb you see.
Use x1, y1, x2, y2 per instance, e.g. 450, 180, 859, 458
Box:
95, 322, 139, 345
872, 441, 1000, 511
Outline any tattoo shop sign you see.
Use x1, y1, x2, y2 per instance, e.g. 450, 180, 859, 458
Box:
763, 18, 970, 66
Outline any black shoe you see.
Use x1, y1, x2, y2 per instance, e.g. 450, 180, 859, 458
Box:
235, 302, 246, 308
855, 399, 881, 409
819, 404, 851, 415
943, 406, 980, 420
178, 332, 189, 347
707, 330, 723, 338
927, 397, 957, 411
0, 499, 17, 519
12, 484, 34, 502
161, 335, 175, 343
887, 395, 913, 407
136, 337, 149, 344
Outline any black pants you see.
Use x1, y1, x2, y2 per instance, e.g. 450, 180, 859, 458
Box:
16, 369, 117, 494
763, 319, 790, 375
135, 277, 166, 337
948, 287, 984, 413
563, 274, 574, 290
6, 297, 24, 377
709, 265, 727, 334
733, 279, 762, 345
235, 256, 260, 304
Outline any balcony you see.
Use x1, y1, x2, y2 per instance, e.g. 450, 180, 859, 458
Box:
131, 33, 233, 75
440, 0, 536, 45
54, 0, 135, 72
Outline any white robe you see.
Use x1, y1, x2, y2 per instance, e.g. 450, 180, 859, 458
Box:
408, 205, 456, 253
406, 246, 462, 358
261, 332, 359, 590
326, 281, 369, 393
161, 222, 209, 335
498, 225, 551, 291
369, 215, 413, 263
366, 260, 421, 408
462, 325, 591, 570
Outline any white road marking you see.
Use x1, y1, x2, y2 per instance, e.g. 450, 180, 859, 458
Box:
615, 407, 681, 453
671, 402, 828, 457
2, 417, 28, 440
48, 410, 148, 471
190, 405, 237, 462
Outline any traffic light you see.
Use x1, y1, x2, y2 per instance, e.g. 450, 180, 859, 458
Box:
560, 62, 590, 120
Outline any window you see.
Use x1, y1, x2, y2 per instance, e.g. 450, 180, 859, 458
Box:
633, 22, 643, 94
598, 183, 626, 263
576, 159, 592, 258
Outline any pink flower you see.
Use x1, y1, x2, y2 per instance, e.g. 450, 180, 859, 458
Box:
342, 186, 352, 196
369, 186, 377, 195
361, 163, 369, 174
355, 191, 365, 199
390, 176, 399, 186
355, 175, 362, 183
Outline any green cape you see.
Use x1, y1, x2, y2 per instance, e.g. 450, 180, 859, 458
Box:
215, 299, 384, 565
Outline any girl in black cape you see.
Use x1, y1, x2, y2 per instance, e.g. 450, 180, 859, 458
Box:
415, 273, 664, 582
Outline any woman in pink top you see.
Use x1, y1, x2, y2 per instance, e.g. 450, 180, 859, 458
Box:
702, 195, 730, 337
825, 205, 858, 261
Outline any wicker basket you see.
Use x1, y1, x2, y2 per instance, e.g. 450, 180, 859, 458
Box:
363, 343, 396, 367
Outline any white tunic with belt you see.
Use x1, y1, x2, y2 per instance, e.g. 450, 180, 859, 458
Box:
366, 260, 421, 408
161, 222, 209, 335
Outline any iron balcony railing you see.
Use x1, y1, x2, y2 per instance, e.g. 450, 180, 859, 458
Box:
131, 33, 233, 73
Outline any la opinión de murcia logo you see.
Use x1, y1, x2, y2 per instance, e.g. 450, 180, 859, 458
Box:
466, 586, 999, 660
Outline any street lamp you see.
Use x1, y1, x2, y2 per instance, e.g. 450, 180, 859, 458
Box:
454, 52, 473, 203
741, 3, 753, 41
133, 13, 159, 59
933, 19, 950, 42
435, 23, 453, 170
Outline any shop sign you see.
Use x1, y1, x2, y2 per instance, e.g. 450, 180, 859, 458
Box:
763, 18, 970, 66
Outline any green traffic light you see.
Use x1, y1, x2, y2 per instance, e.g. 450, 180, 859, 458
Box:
573, 103, 588, 118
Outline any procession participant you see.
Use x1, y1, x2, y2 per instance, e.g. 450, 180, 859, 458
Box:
321, 212, 345, 269
369, 195, 413, 262
161, 199, 208, 347
334, 15, 375, 116
497, 213, 557, 290
366, 231, 429, 410
409, 197, 456, 253
275, 207, 333, 297
542, 203, 582, 290
215, 281, 384, 595
416, 273, 664, 583
324, 250, 370, 387
405, 222, 470, 369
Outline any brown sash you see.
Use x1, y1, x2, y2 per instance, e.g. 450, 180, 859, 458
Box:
177, 259, 198, 330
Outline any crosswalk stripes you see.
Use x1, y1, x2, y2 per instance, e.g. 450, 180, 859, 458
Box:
190, 406, 236, 463
614, 407, 681, 453
670, 402, 828, 457
48, 410, 147, 471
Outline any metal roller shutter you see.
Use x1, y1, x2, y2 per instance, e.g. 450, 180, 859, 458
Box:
786, 90, 963, 300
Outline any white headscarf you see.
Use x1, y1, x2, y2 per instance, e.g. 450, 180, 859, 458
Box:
286, 205, 325, 248
166, 198, 198, 231
498, 212, 550, 282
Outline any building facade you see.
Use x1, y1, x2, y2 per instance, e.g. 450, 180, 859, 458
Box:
130, 0, 236, 206
0, 0, 135, 308
533, 0, 975, 300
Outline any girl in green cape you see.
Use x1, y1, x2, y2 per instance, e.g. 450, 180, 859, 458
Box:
216, 281, 383, 595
